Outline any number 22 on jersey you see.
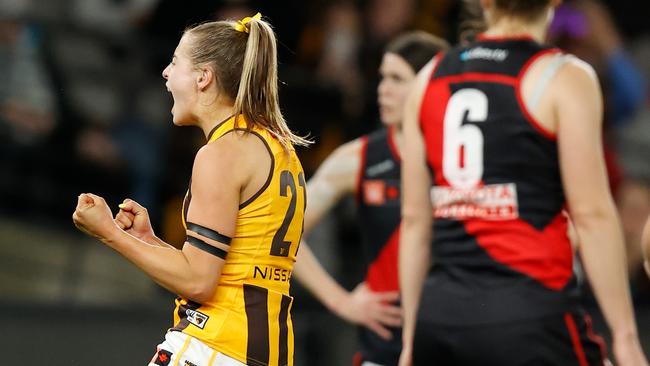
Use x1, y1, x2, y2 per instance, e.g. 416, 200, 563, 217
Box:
270, 170, 306, 257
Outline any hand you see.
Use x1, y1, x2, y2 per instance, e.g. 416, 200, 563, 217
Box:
613, 333, 649, 366
333, 282, 402, 340
398, 342, 413, 366
72, 193, 118, 242
114, 199, 155, 242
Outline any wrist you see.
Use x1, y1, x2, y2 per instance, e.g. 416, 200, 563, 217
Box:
327, 290, 349, 315
402, 329, 414, 348
613, 327, 638, 342
141, 232, 157, 244
102, 224, 123, 247
401, 314, 416, 344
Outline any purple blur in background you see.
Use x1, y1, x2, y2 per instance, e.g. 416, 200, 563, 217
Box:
549, 4, 589, 39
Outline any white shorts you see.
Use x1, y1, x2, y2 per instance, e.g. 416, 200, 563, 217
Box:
148, 331, 247, 366
361, 362, 385, 366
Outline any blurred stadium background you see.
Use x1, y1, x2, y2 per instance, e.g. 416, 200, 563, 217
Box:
2, 0, 650, 364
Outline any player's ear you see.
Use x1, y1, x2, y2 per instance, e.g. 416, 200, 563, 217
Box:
196, 67, 214, 92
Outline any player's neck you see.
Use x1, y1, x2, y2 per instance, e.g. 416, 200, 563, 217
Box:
197, 105, 236, 140
484, 17, 548, 43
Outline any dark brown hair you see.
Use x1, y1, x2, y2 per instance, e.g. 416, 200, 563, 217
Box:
494, 0, 552, 20
459, 0, 487, 43
384, 31, 449, 73
185, 17, 311, 149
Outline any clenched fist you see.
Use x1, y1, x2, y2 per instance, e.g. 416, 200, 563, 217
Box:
115, 199, 155, 242
72, 193, 118, 241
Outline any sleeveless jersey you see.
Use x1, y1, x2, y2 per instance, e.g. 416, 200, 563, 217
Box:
173, 115, 306, 366
418, 36, 577, 325
356, 126, 402, 364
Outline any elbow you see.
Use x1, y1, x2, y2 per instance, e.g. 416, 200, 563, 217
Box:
569, 203, 617, 230
400, 208, 433, 249
186, 281, 218, 304
401, 208, 432, 229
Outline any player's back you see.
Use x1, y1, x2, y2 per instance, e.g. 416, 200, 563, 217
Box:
174, 115, 305, 366
419, 35, 576, 325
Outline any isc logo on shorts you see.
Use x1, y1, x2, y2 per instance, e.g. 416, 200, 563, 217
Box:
186, 309, 209, 329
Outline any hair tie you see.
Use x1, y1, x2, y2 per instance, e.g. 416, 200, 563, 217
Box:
234, 12, 262, 34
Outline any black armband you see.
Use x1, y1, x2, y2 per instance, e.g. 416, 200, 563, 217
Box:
186, 234, 228, 259
187, 222, 232, 245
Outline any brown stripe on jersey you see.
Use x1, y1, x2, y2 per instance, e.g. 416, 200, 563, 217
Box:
277, 294, 292, 366
171, 298, 202, 331
244, 284, 270, 366
207, 114, 236, 141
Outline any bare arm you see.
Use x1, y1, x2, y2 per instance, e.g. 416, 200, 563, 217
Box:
302, 140, 362, 234
294, 142, 355, 312
74, 134, 253, 304
295, 243, 350, 312
555, 59, 647, 365
294, 140, 362, 290
641, 214, 650, 276
145, 235, 174, 248
293, 140, 401, 339
398, 61, 435, 366
296, 241, 401, 339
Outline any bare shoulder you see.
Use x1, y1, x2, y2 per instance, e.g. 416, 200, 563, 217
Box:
554, 56, 599, 92
563, 56, 597, 76
316, 137, 364, 178
551, 56, 602, 120
330, 137, 364, 161
202, 130, 269, 159
307, 136, 366, 198
551, 56, 603, 137
194, 130, 270, 185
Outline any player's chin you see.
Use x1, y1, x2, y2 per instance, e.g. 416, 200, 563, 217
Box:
171, 108, 191, 126
379, 112, 399, 127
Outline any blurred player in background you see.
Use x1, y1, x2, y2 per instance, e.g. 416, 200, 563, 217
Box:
73, 13, 310, 366
642, 215, 650, 276
293, 31, 448, 366
399, 0, 648, 365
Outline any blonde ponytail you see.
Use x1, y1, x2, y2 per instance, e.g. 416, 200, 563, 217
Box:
233, 17, 312, 150
185, 15, 311, 151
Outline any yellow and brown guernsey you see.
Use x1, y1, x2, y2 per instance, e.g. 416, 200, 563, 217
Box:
175, 115, 306, 366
